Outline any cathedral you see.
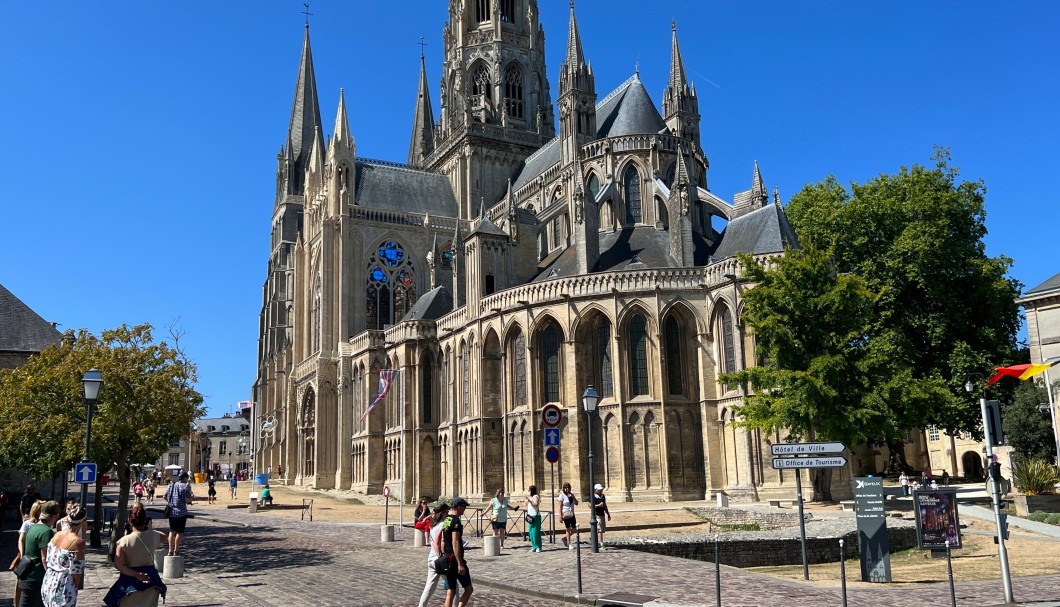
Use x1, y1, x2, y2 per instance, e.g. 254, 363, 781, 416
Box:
252, 0, 812, 504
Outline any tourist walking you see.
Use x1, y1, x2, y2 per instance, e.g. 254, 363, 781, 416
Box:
18, 500, 61, 607
163, 472, 194, 556
40, 505, 86, 607
13, 500, 44, 607
207, 476, 217, 504
442, 497, 473, 607
557, 482, 578, 550
899, 471, 909, 496
133, 480, 145, 504
417, 502, 450, 607
525, 485, 542, 553
146, 478, 156, 504
487, 488, 519, 549
19, 485, 39, 521
229, 475, 238, 500
104, 503, 168, 607
591, 484, 611, 547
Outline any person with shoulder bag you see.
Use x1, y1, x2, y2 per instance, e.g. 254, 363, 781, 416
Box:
525, 485, 542, 553
18, 500, 62, 607
557, 482, 578, 550
486, 488, 518, 550
417, 502, 450, 607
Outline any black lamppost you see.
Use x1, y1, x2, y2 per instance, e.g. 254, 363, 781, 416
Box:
582, 385, 600, 554
79, 369, 104, 511
238, 431, 248, 477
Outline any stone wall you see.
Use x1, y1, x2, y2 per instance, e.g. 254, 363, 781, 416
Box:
618, 526, 919, 568
689, 506, 802, 530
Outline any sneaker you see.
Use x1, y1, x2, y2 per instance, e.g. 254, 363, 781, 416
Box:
569, 544, 575, 550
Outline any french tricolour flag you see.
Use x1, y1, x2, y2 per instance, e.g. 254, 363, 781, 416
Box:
361, 369, 398, 422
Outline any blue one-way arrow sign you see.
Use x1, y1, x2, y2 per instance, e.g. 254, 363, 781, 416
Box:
75, 463, 97, 484
544, 428, 561, 447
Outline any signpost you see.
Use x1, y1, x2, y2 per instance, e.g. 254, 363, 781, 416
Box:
542, 404, 562, 543
75, 462, 97, 484
770, 441, 847, 580
853, 477, 891, 582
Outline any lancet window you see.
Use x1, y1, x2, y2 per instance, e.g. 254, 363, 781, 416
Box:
513, 329, 527, 407
504, 65, 524, 119
539, 324, 560, 403
475, 0, 491, 22
366, 241, 416, 330
624, 166, 642, 224
629, 314, 649, 396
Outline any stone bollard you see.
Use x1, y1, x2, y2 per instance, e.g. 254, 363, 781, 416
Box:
413, 530, 425, 548
483, 535, 500, 557
248, 494, 258, 513
162, 555, 184, 579
154, 548, 166, 574
716, 492, 729, 508
380, 524, 395, 543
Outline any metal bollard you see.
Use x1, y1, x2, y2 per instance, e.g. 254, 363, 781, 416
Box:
715, 533, 721, 607
839, 539, 847, 607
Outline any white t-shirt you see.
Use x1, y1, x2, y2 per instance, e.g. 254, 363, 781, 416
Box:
427, 522, 444, 565
527, 494, 540, 517
558, 492, 576, 517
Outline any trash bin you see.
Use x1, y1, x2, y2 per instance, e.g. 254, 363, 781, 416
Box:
256, 473, 269, 486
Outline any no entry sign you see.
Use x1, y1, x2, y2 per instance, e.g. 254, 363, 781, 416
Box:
541, 403, 562, 427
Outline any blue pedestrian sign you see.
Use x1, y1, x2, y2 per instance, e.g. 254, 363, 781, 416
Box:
75, 462, 97, 484
544, 428, 561, 447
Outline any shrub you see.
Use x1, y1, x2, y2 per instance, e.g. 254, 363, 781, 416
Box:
1028, 511, 1049, 522
1010, 459, 1060, 495
1047, 513, 1060, 526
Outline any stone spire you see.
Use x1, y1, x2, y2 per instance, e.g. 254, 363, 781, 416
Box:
505, 179, 518, 244
407, 53, 435, 168
662, 22, 700, 148
332, 88, 353, 151
752, 160, 767, 205
559, 0, 596, 166
564, 1, 586, 79
283, 24, 323, 197
327, 89, 355, 215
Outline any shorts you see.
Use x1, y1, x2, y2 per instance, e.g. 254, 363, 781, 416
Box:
491, 521, 506, 531
208, 488, 216, 497
444, 565, 472, 589
595, 514, 606, 532
563, 516, 577, 530
169, 516, 188, 533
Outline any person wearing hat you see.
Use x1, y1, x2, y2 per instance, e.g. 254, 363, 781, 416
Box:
591, 484, 611, 547
417, 502, 450, 607
162, 472, 195, 556
441, 497, 474, 607
40, 503, 86, 607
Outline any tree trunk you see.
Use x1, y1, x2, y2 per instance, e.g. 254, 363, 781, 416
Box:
885, 439, 910, 474
108, 458, 131, 562
810, 468, 833, 502
91, 479, 104, 549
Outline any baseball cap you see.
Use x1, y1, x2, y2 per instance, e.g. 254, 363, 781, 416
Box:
594, 484, 604, 490
452, 497, 469, 508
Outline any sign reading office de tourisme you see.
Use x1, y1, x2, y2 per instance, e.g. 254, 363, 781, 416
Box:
770, 442, 847, 469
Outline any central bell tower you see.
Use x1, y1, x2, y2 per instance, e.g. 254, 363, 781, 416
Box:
427, 0, 556, 218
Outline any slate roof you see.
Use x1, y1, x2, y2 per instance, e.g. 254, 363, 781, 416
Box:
0, 283, 62, 354
512, 74, 665, 191
403, 285, 453, 321
468, 216, 508, 238
193, 416, 251, 433
354, 160, 459, 217
1024, 272, 1060, 296
709, 202, 800, 261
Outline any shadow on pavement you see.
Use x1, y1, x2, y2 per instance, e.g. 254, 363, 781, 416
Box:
179, 524, 337, 574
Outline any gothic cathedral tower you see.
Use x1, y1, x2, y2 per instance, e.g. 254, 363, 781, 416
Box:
427, 0, 555, 218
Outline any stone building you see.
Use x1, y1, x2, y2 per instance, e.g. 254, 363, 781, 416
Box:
253, 1, 829, 503
1018, 272, 1060, 463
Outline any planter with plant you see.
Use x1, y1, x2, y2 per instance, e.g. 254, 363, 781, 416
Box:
1010, 458, 1060, 516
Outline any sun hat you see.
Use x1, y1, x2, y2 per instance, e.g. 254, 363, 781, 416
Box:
594, 484, 604, 490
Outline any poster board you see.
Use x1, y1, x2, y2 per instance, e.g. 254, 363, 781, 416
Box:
913, 489, 962, 550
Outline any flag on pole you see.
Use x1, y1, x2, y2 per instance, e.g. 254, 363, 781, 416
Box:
361, 369, 398, 422
986, 360, 1060, 386
237, 401, 255, 410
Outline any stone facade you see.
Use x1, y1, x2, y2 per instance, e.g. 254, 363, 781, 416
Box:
251, 1, 851, 505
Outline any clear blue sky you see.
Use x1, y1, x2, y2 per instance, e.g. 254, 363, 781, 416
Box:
3, 2, 1058, 417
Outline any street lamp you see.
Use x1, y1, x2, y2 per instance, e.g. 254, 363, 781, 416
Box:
582, 385, 600, 554
238, 431, 248, 478
81, 369, 103, 547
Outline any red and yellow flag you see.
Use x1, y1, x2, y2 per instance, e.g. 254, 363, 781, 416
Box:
986, 361, 1059, 386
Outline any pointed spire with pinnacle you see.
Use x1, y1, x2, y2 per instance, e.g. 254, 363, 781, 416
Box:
559, 0, 596, 165
752, 160, 765, 198
306, 125, 325, 192
669, 21, 688, 93
285, 24, 323, 196
565, 1, 586, 78
674, 144, 690, 189
662, 22, 700, 147
332, 88, 352, 150
408, 52, 436, 167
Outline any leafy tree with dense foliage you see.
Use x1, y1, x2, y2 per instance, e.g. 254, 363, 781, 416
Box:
0, 324, 203, 547
1004, 379, 1058, 463
785, 150, 1022, 469
719, 246, 899, 500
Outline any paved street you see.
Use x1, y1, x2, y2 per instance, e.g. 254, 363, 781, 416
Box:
3, 500, 1060, 606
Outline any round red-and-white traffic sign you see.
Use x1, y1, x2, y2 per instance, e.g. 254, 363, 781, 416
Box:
383, 485, 391, 498
541, 403, 563, 428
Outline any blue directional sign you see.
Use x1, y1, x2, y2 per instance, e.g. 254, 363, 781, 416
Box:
544, 428, 561, 447
75, 463, 97, 484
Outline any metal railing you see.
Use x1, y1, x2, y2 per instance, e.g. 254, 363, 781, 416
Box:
463, 508, 555, 541
302, 498, 314, 522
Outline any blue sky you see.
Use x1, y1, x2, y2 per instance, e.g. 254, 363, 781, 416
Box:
3, 1, 1058, 417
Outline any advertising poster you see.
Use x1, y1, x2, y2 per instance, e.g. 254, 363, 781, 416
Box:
914, 489, 962, 550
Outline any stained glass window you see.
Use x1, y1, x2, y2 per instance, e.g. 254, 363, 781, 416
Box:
629, 314, 649, 396
721, 307, 735, 375
596, 320, 613, 397
367, 241, 415, 330
624, 166, 642, 224
665, 316, 683, 396
588, 173, 600, 201
462, 341, 471, 417
540, 325, 560, 403
421, 356, 433, 424
440, 240, 455, 269
514, 329, 527, 407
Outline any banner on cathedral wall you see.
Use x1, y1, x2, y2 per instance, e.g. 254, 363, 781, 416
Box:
361, 369, 399, 422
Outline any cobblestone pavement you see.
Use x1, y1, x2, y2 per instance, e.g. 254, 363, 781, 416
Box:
3, 503, 1059, 607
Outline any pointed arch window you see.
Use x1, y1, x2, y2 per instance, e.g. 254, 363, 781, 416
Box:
665, 163, 677, 189
367, 241, 416, 330
539, 324, 560, 403
311, 277, 322, 353
665, 316, 683, 396
421, 354, 434, 425
475, 0, 491, 22
462, 340, 471, 417
628, 314, 649, 396
593, 319, 613, 397
624, 166, 642, 224
513, 329, 527, 407
587, 173, 600, 201
721, 307, 736, 375
504, 65, 524, 119
472, 65, 491, 110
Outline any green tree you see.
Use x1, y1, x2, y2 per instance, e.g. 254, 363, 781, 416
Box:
719, 247, 892, 500
0, 324, 203, 547
786, 150, 1022, 468
1004, 379, 1057, 463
